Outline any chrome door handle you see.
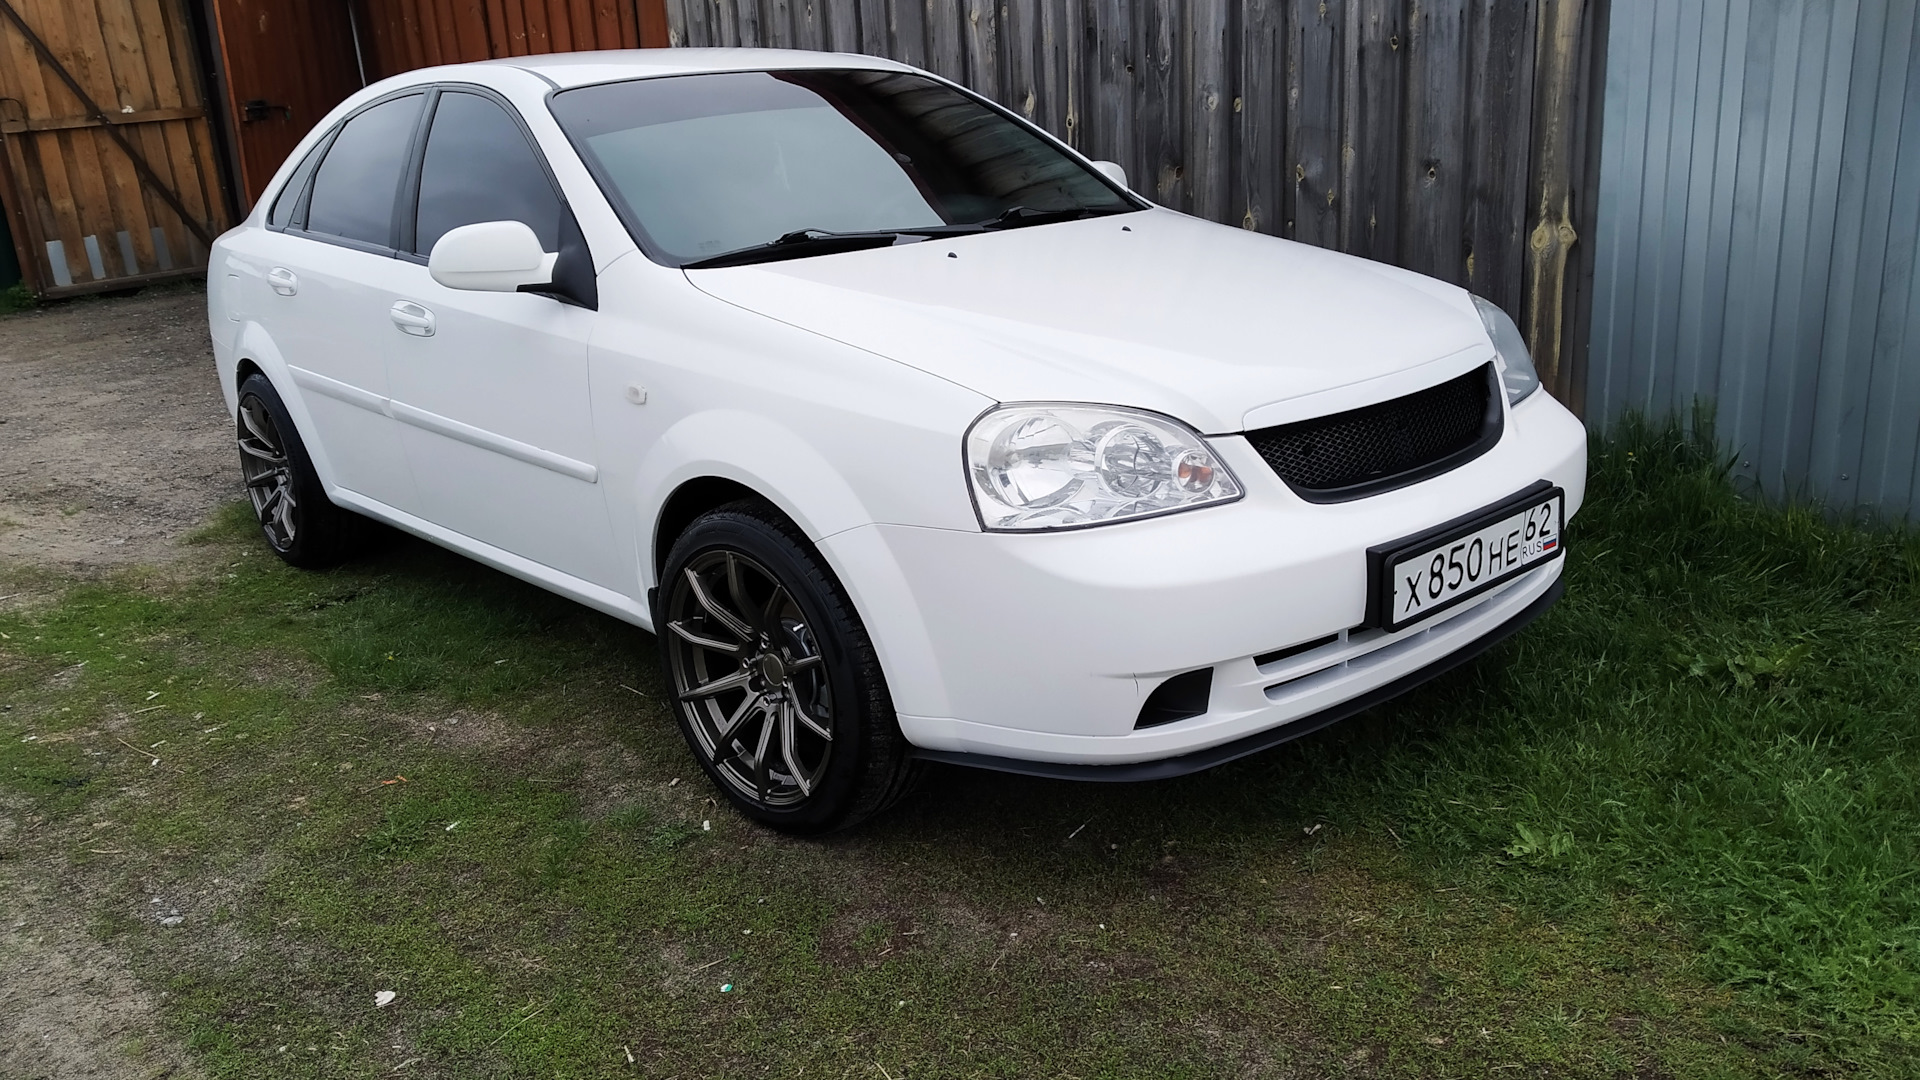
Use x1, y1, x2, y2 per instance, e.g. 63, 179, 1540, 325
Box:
389, 300, 435, 337
266, 266, 297, 296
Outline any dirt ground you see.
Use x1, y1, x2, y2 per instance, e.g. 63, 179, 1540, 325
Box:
2, 284, 225, 1079
0, 283, 234, 572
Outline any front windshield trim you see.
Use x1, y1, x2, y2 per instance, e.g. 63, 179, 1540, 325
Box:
543, 69, 1149, 270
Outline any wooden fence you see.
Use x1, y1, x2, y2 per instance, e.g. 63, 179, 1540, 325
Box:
0, 0, 228, 297
665, 0, 1607, 408
353, 0, 671, 81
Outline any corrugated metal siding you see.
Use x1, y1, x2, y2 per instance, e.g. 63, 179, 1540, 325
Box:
1588, 0, 1920, 519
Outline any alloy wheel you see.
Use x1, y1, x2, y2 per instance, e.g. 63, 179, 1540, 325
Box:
237, 395, 297, 550
664, 549, 834, 807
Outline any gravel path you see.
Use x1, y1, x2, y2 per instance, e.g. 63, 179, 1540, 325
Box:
1, 284, 224, 1079
0, 284, 234, 572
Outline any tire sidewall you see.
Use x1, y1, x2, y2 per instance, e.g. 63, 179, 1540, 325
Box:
659, 509, 879, 833
236, 372, 333, 567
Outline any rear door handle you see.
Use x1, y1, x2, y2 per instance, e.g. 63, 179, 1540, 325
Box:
389, 300, 435, 337
266, 266, 297, 296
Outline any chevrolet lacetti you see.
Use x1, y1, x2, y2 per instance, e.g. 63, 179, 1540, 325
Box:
207, 49, 1585, 832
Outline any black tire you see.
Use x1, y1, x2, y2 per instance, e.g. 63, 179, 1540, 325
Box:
235, 372, 373, 568
657, 500, 921, 833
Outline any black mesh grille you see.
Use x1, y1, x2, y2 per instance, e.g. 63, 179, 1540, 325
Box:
1246, 364, 1500, 501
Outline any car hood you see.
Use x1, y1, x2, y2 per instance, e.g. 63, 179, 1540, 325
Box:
684, 208, 1491, 433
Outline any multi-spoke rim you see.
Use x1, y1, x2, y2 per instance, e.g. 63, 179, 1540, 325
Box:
665, 549, 833, 808
237, 395, 296, 551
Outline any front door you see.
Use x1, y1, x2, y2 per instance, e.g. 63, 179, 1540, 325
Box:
246, 91, 425, 513
381, 88, 620, 589
209, 0, 365, 204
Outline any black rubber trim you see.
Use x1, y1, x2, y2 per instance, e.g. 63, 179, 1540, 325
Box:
910, 572, 1566, 783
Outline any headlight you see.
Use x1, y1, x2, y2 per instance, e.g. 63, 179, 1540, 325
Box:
1473, 295, 1541, 405
965, 404, 1243, 531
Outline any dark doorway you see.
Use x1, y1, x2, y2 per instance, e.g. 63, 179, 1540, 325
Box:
207, 0, 363, 205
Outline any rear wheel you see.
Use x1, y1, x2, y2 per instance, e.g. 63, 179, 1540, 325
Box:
659, 501, 919, 833
235, 372, 371, 568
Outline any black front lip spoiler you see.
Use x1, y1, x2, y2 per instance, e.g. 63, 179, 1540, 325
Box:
910, 574, 1566, 783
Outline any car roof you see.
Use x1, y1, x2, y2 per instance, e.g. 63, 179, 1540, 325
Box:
466, 48, 918, 90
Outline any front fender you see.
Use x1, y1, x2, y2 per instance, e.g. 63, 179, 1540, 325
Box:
634, 408, 876, 576
226, 320, 343, 492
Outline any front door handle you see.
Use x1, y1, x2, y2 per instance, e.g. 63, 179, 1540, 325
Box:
266, 266, 297, 296
389, 300, 435, 337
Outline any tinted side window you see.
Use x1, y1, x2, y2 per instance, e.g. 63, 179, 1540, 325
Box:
414, 92, 561, 255
306, 94, 424, 246
267, 138, 327, 229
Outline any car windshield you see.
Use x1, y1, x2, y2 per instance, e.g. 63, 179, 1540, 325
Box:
549, 69, 1140, 266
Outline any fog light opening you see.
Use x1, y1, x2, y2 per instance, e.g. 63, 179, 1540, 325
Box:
1135, 668, 1214, 729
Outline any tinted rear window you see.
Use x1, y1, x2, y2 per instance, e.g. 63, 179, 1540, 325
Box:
306, 94, 424, 247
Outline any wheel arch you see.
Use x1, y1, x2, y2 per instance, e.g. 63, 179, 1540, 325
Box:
652, 475, 767, 578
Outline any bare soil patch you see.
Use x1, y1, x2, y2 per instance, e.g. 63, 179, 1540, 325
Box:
0, 285, 233, 573
0, 804, 204, 1080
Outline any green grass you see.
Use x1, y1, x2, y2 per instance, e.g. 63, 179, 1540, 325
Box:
0, 280, 35, 314
3, 419, 1917, 1077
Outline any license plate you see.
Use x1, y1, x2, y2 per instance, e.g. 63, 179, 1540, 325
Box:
1371, 484, 1565, 632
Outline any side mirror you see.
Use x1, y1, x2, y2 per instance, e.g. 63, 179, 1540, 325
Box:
428, 220, 557, 293
1091, 160, 1129, 191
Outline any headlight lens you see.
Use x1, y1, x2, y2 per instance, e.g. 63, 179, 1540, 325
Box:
1473, 295, 1541, 405
966, 404, 1243, 531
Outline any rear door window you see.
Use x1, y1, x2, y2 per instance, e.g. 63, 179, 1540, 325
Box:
305, 93, 425, 248
267, 137, 327, 229
413, 91, 562, 255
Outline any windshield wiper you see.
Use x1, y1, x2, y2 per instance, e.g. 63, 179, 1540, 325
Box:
682, 224, 985, 270
977, 205, 1133, 230
682, 208, 1132, 270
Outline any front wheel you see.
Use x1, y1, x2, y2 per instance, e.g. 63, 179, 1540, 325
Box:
235, 372, 371, 568
658, 501, 920, 833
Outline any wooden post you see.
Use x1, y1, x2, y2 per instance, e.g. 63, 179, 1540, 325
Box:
1522, 0, 1588, 405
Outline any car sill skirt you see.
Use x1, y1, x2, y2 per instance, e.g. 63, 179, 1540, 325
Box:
910, 574, 1566, 783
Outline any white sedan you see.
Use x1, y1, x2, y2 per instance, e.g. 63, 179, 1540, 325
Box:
208, 49, 1586, 832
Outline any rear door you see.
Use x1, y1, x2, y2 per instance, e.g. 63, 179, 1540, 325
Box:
252, 91, 425, 512
379, 88, 619, 588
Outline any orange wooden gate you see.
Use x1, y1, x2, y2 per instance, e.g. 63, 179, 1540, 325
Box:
0, 0, 229, 297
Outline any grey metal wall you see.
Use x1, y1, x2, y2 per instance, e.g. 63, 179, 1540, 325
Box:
1588, 0, 1920, 519
665, 0, 1609, 402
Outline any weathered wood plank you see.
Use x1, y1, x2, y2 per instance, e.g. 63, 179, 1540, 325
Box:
823, 0, 859, 51
1090, 0, 1128, 166
963, 0, 999, 99
1133, 0, 1183, 206
1286, 0, 1342, 246
1522, 0, 1590, 400
734, 0, 763, 49
890, 0, 927, 69
925, 0, 965, 79
520, 0, 553, 49
39, 0, 130, 278
664, 0, 695, 45
1185, 0, 1230, 221
1464, 0, 1535, 313
1039, 0, 1085, 148
856, 0, 888, 54
1346, 0, 1404, 261
767, 0, 796, 48
483, 0, 514, 53
1401, 0, 1468, 282
1234, 0, 1282, 232
1002, 0, 1041, 121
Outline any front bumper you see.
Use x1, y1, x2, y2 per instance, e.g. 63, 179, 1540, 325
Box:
818, 389, 1587, 768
